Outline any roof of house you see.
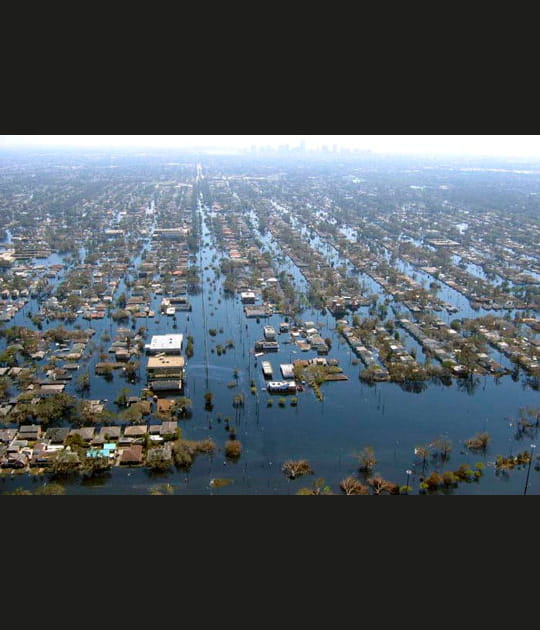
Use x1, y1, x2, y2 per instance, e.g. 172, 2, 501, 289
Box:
18, 424, 42, 433
98, 426, 121, 439
147, 355, 185, 369
45, 427, 70, 442
146, 334, 183, 353
123, 425, 148, 437
160, 421, 178, 436
0, 429, 17, 443
157, 399, 175, 414
69, 427, 95, 440
120, 444, 143, 464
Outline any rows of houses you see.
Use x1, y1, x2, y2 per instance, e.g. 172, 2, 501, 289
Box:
0, 420, 179, 469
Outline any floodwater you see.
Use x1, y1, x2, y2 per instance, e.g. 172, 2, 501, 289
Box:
1, 208, 539, 495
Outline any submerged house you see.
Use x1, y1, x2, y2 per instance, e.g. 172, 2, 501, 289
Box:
145, 334, 183, 355
267, 380, 297, 393
147, 355, 185, 392
119, 444, 144, 465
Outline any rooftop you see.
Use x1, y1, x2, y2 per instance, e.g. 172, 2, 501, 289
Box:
146, 334, 183, 353
147, 355, 185, 369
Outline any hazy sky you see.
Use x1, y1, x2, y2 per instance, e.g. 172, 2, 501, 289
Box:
1, 135, 540, 158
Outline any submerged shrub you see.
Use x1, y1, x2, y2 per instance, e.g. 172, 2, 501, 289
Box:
225, 439, 242, 459
340, 476, 369, 495
282, 459, 314, 479
465, 432, 491, 451
356, 446, 377, 472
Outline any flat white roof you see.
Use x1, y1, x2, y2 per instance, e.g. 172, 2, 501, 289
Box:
147, 334, 183, 351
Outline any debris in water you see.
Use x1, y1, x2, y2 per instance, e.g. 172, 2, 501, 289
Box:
209, 478, 233, 488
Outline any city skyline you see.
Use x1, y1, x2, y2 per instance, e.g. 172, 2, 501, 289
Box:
2, 135, 540, 159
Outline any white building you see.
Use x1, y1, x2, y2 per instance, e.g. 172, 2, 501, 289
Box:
145, 334, 183, 355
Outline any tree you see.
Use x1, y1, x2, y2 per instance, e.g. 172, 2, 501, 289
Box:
431, 436, 453, 461
282, 459, 313, 479
0, 346, 19, 367
115, 387, 131, 407
204, 391, 214, 411
0, 376, 12, 400
3, 487, 33, 495
422, 472, 444, 491
124, 361, 139, 382
81, 455, 112, 477
100, 364, 114, 381
441, 471, 459, 487
171, 438, 215, 468
367, 476, 399, 495
119, 403, 145, 424
297, 478, 333, 495
414, 444, 431, 470
172, 441, 193, 468
356, 446, 377, 473
465, 432, 491, 451
77, 399, 107, 425
116, 292, 127, 309
146, 447, 173, 471
340, 476, 369, 495
34, 483, 67, 495
225, 439, 242, 459
173, 397, 192, 419
33, 393, 77, 425
75, 372, 90, 393
50, 449, 81, 477
232, 393, 244, 408
450, 319, 462, 332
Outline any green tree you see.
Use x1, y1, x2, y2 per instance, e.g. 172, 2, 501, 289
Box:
204, 391, 214, 410
75, 372, 90, 393
297, 478, 333, 495
34, 483, 66, 495
51, 449, 81, 477
81, 455, 112, 478
115, 387, 131, 407
146, 447, 173, 471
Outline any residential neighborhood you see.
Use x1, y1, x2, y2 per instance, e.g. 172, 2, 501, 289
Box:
0, 140, 538, 495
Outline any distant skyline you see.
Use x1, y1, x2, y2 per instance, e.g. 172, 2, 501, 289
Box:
1, 135, 540, 159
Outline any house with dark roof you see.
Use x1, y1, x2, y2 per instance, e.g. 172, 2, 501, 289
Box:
30, 443, 57, 467
44, 427, 70, 444
123, 425, 148, 438
17, 424, 42, 441
98, 426, 121, 441
68, 427, 95, 442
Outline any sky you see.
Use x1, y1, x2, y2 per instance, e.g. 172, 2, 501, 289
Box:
1, 135, 540, 159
